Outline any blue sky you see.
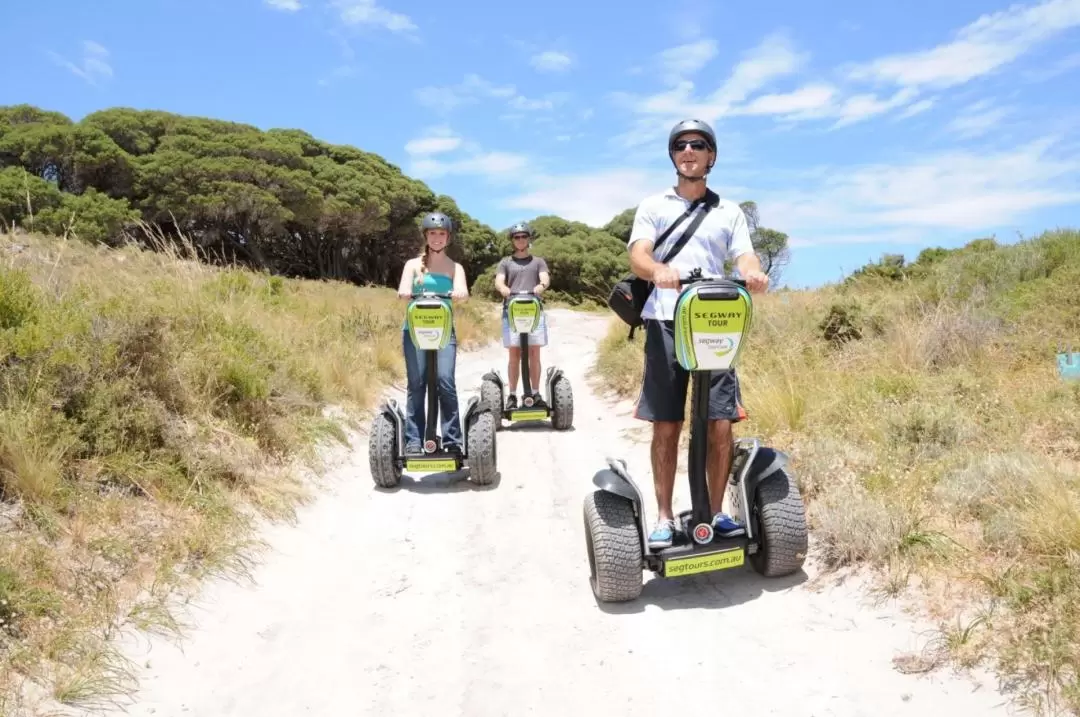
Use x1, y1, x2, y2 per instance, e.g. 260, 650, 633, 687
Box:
2, 0, 1079, 288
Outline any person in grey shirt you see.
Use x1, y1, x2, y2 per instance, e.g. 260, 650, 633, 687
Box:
494, 221, 551, 410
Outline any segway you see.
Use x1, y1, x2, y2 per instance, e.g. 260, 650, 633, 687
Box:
369, 290, 497, 488
582, 269, 808, 602
480, 290, 573, 430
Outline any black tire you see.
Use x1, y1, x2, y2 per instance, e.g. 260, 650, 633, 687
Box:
583, 490, 642, 602
550, 374, 573, 430
480, 378, 503, 427
369, 411, 401, 488
748, 469, 808, 577
466, 411, 497, 486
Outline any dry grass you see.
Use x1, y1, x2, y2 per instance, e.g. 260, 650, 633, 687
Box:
0, 229, 496, 713
591, 229, 1080, 716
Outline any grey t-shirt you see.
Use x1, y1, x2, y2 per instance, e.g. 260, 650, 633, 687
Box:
497, 255, 549, 293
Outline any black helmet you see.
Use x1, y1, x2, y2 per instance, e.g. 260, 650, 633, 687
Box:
508, 221, 533, 238
421, 211, 454, 233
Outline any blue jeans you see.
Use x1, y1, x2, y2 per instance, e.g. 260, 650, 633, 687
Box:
402, 327, 463, 450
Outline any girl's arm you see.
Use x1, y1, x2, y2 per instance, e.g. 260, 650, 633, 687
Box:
397, 258, 416, 300
452, 262, 469, 302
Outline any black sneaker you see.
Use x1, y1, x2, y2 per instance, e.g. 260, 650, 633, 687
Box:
505, 394, 518, 410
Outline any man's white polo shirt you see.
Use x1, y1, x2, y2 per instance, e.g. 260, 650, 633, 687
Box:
627, 186, 755, 322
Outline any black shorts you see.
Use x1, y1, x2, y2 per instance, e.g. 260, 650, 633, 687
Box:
633, 319, 748, 423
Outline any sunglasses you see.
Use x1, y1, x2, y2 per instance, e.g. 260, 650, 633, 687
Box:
511, 234, 530, 240
673, 139, 710, 152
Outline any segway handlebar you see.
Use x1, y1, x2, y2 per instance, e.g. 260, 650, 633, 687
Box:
677, 269, 748, 288
411, 290, 454, 299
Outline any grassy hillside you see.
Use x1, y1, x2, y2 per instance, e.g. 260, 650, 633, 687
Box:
0, 229, 496, 713
593, 228, 1080, 716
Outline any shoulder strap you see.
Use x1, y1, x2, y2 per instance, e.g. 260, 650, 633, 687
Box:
627, 190, 720, 341
650, 200, 699, 254
657, 188, 719, 265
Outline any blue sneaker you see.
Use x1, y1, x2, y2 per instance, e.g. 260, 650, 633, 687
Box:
648, 518, 675, 549
712, 512, 745, 538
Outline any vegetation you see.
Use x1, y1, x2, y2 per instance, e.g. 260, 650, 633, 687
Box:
0, 228, 494, 713
0, 101, 792, 713
0, 103, 790, 306
593, 228, 1080, 716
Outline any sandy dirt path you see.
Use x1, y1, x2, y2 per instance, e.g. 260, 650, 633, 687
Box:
61, 306, 1018, 717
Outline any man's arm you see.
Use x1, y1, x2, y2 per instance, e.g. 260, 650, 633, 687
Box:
493, 258, 510, 296
627, 203, 660, 280
729, 205, 767, 290
536, 257, 550, 292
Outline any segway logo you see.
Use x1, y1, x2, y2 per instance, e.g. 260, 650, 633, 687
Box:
693, 310, 743, 329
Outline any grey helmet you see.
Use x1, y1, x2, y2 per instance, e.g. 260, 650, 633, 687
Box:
668, 119, 716, 153
421, 211, 454, 234
668, 119, 716, 178
508, 221, 533, 239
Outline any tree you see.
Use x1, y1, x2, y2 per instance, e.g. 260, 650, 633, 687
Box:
739, 200, 790, 282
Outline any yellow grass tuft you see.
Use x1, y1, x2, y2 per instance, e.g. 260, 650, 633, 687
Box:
0, 229, 496, 711
590, 229, 1080, 715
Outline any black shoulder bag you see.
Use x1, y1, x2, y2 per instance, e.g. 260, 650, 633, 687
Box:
606, 188, 719, 340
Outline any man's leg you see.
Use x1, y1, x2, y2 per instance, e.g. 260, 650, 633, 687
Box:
633, 319, 689, 549
705, 369, 748, 537
527, 312, 546, 404
502, 310, 520, 409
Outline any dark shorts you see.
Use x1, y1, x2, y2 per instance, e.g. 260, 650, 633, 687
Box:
633, 319, 748, 423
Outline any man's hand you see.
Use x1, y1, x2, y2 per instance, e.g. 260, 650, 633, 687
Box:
652, 264, 680, 290
451, 288, 468, 301
743, 269, 769, 293
533, 283, 545, 294
499, 286, 511, 298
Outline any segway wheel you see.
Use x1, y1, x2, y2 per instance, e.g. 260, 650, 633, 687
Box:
480, 378, 503, 427
369, 411, 401, 488
466, 411, 497, 486
583, 490, 642, 602
748, 468, 808, 577
550, 374, 573, 431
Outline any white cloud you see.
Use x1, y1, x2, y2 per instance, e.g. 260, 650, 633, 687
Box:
331, 0, 416, 32
757, 136, 1080, 245
412, 151, 529, 179
657, 39, 717, 82
413, 73, 516, 113
501, 169, 663, 226
266, 0, 301, 10
49, 40, 112, 85
531, 50, 573, 73
845, 0, 1080, 90
404, 126, 462, 155
946, 99, 1013, 138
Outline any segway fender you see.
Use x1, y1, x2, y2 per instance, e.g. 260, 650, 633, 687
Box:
592, 468, 639, 505
378, 398, 406, 459
739, 444, 791, 540
593, 456, 651, 555
545, 366, 563, 399
462, 395, 486, 423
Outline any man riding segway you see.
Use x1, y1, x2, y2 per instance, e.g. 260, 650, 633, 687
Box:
494, 222, 551, 411
626, 119, 770, 549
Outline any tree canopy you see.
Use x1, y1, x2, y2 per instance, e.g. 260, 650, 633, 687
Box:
0, 103, 791, 297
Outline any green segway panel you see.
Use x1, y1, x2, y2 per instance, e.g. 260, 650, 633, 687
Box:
406, 296, 453, 351
507, 294, 542, 334
673, 280, 753, 372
